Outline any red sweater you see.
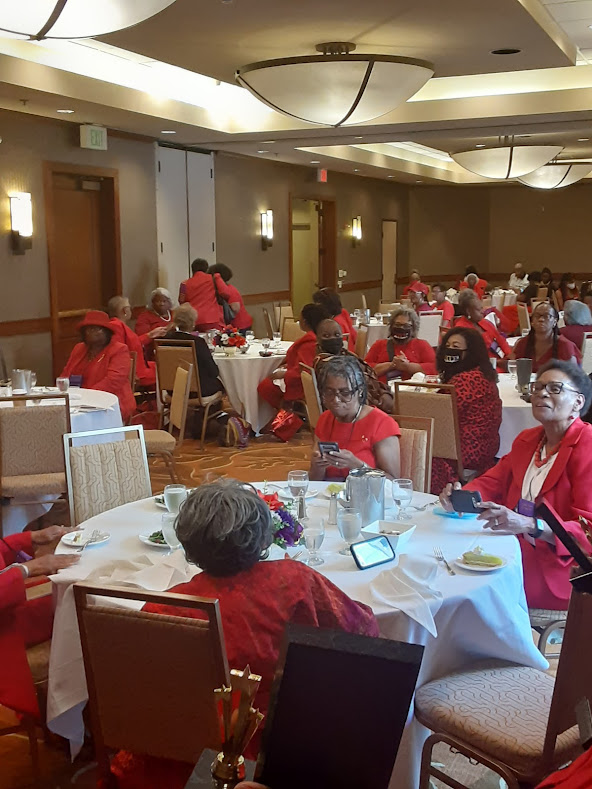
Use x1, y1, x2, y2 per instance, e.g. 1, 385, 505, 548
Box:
179, 272, 231, 328
227, 283, 252, 330
109, 318, 155, 386
364, 337, 437, 382
284, 331, 318, 400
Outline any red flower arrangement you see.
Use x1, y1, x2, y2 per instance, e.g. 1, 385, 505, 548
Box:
213, 326, 247, 348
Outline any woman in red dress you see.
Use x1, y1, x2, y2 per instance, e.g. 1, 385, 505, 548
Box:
134, 288, 173, 361
310, 355, 401, 481
313, 287, 356, 351
459, 269, 488, 299
209, 263, 253, 333
430, 328, 502, 493
60, 310, 136, 422
109, 480, 378, 789
364, 308, 437, 383
402, 269, 429, 297
455, 290, 511, 362
512, 302, 581, 373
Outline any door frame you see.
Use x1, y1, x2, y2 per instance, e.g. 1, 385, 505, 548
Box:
43, 161, 122, 376
381, 218, 399, 302
288, 194, 337, 305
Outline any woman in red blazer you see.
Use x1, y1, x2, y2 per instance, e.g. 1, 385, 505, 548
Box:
0, 528, 78, 717
455, 289, 511, 361
60, 310, 136, 422
439, 360, 592, 611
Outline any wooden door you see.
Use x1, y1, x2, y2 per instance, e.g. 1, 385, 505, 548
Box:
45, 164, 121, 376
382, 220, 398, 302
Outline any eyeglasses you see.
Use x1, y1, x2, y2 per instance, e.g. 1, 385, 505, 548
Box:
531, 312, 555, 323
529, 381, 581, 396
321, 387, 359, 403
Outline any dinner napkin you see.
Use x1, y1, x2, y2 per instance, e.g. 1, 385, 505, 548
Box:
370, 553, 443, 637
85, 550, 197, 592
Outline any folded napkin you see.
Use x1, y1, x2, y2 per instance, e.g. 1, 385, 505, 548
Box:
370, 553, 443, 637
85, 549, 198, 592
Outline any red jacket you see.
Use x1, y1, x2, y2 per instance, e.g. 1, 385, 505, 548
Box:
0, 533, 39, 717
459, 278, 488, 299
178, 271, 231, 328
335, 309, 357, 351
226, 283, 252, 331
454, 315, 511, 358
109, 318, 156, 386
466, 419, 592, 610
61, 337, 136, 421
284, 331, 318, 400
364, 337, 437, 382
134, 309, 172, 361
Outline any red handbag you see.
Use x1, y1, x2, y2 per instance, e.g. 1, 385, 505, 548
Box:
271, 409, 303, 442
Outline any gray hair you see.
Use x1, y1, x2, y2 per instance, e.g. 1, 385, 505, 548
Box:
173, 304, 197, 332
175, 479, 272, 576
149, 287, 173, 308
316, 354, 368, 405
564, 299, 592, 326
390, 307, 419, 338
106, 295, 129, 318
458, 288, 479, 315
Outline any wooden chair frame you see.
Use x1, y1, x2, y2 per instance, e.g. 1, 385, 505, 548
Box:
281, 316, 305, 342
392, 414, 434, 493
300, 365, 323, 430
517, 302, 531, 335
263, 307, 275, 339
582, 332, 592, 375
74, 583, 229, 789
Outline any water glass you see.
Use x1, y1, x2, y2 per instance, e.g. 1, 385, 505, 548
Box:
56, 377, 69, 393
337, 507, 362, 555
30, 372, 37, 389
273, 331, 281, 346
288, 470, 309, 499
162, 512, 182, 553
246, 330, 255, 343
302, 517, 325, 567
261, 337, 271, 350
392, 479, 413, 521
508, 360, 517, 379
163, 484, 187, 513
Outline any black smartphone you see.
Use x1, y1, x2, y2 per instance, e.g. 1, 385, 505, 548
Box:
318, 441, 339, 456
450, 489, 483, 514
350, 536, 395, 570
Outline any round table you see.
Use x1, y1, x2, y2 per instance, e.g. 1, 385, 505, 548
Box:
497, 373, 538, 457
213, 340, 291, 433
48, 482, 545, 784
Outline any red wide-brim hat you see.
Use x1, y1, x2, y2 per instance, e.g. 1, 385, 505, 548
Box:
77, 310, 114, 332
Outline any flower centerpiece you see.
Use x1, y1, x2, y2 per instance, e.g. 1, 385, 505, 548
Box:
213, 326, 247, 356
257, 491, 303, 549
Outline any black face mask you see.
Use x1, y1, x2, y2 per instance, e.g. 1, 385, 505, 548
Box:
391, 327, 411, 342
443, 349, 463, 365
320, 338, 343, 355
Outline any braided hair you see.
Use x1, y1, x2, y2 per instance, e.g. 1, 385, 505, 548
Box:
525, 303, 559, 359
316, 354, 368, 405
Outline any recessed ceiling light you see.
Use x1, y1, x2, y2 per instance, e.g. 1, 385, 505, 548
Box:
354, 169, 360, 172
261, 140, 275, 143
257, 149, 270, 153
57, 109, 75, 114
578, 138, 590, 141
475, 144, 486, 148
387, 175, 395, 178
310, 160, 320, 164
491, 48, 521, 55
354, 136, 364, 139
161, 130, 176, 134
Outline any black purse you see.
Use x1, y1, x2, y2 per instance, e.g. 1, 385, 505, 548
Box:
212, 274, 234, 325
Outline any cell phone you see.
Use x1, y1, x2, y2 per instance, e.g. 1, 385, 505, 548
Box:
350, 536, 395, 570
450, 489, 483, 514
318, 441, 339, 456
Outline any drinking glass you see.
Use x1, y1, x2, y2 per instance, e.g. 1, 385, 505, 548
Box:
56, 377, 69, 393
353, 309, 361, 327
163, 484, 187, 514
490, 357, 498, 370
261, 337, 271, 351
246, 330, 255, 343
273, 331, 281, 346
508, 360, 517, 379
337, 507, 362, 555
162, 512, 182, 554
302, 517, 325, 567
288, 470, 309, 499
30, 372, 37, 389
392, 479, 413, 521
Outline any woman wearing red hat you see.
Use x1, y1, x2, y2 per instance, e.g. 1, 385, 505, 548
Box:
60, 310, 136, 421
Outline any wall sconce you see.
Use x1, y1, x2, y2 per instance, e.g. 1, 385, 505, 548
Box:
10, 192, 33, 255
352, 215, 362, 247
260, 209, 273, 250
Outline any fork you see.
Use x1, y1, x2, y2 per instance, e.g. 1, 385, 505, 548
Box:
434, 545, 456, 576
74, 529, 101, 552
409, 501, 436, 512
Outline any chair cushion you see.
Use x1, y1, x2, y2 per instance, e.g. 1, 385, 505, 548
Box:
144, 430, 177, 452
529, 608, 568, 628
26, 641, 51, 684
2, 473, 66, 497
415, 661, 581, 779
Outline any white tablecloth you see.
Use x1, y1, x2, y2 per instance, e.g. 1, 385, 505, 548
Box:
497, 373, 538, 457
1, 389, 122, 536
491, 290, 517, 310
214, 341, 291, 433
49, 483, 545, 785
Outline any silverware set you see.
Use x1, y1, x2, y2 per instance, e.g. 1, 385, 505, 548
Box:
434, 545, 456, 575
74, 529, 102, 552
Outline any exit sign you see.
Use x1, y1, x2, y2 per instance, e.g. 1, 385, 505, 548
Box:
317, 168, 328, 183
80, 124, 108, 151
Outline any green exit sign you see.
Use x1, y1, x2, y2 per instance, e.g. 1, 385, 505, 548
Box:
79, 124, 108, 151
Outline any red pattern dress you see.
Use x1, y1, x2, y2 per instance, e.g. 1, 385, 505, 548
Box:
430, 369, 502, 494
109, 560, 378, 789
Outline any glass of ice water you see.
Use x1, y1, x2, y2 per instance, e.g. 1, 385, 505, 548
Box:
164, 484, 187, 514
162, 512, 182, 554
508, 360, 517, 379
246, 330, 255, 344
392, 479, 413, 521
56, 377, 69, 393
288, 470, 309, 500
273, 331, 281, 346
337, 507, 362, 555
302, 518, 325, 567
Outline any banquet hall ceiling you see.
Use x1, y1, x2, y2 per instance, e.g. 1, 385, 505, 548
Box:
1, 0, 592, 183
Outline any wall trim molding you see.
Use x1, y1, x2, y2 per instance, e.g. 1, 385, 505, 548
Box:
340, 279, 382, 293
243, 290, 291, 305
0, 317, 52, 336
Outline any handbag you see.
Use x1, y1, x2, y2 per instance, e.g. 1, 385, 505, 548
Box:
212, 274, 235, 325
271, 408, 303, 442
216, 411, 252, 448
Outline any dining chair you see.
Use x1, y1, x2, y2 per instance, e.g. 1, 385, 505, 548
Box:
552, 289, 562, 312
363, 324, 389, 355
281, 316, 305, 342
417, 312, 442, 347
278, 303, 293, 328
128, 351, 137, 389
74, 583, 229, 789
379, 301, 400, 314
582, 332, 592, 375
414, 584, 591, 789
263, 307, 275, 339
63, 425, 152, 526
529, 607, 567, 659
154, 339, 224, 447
517, 303, 531, 335
354, 326, 368, 358
300, 367, 323, 429
537, 287, 550, 302
0, 393, 70, 537
143, 361, 192, 483
392, 414, 434, 493
361, 294, 368, 311
530, 300, 545, 313
393, 381, 473, 483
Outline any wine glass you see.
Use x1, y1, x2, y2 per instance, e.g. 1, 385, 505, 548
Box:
302, 518, 325, 567
508, 360, 517, 379
161, 512, 182, 554
392, 479, 413, 521
337, 507, 362, 555
163, 484, 187, 514
288, 470, 309, 500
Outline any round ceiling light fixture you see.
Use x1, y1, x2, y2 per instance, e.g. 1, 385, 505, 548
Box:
451, 137, 563, 179
236, 42, 434, 127
0, 0, 177, 40
517, 161, 592, 189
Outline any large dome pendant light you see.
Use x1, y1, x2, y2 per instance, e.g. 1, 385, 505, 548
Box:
451, 136, 563, 180
236, 42, 434, 127
0, 0, 177, 40
517, 161, 592, 189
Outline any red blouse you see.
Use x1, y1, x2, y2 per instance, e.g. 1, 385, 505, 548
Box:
227, 283, 252, 330
134, 309, 172, 361
283, 331, 318, 400
513, 334, 582, 373
364, 337, 437, 382
315, 407, 401, 480
454, 316, 511, 359
335, 308, 357, 351
432, 299, 455, 327
109, 318, 155, 386
459, 278, 488, 299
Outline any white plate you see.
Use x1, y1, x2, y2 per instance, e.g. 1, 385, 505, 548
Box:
266, 485, 318, 501
62, 530, 110, 547
453, 555, 507, 572
139, 532, 169, 548
154, 495, 167, 509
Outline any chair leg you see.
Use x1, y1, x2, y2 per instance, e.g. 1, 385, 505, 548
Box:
162, 451, 179, 483
537, 621, 565, 658
200, 404, 212, 450
22, 715, 41, 783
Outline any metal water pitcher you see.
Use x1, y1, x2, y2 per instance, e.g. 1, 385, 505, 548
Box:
11, 369, 32, 392
345, 467, 386, 527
